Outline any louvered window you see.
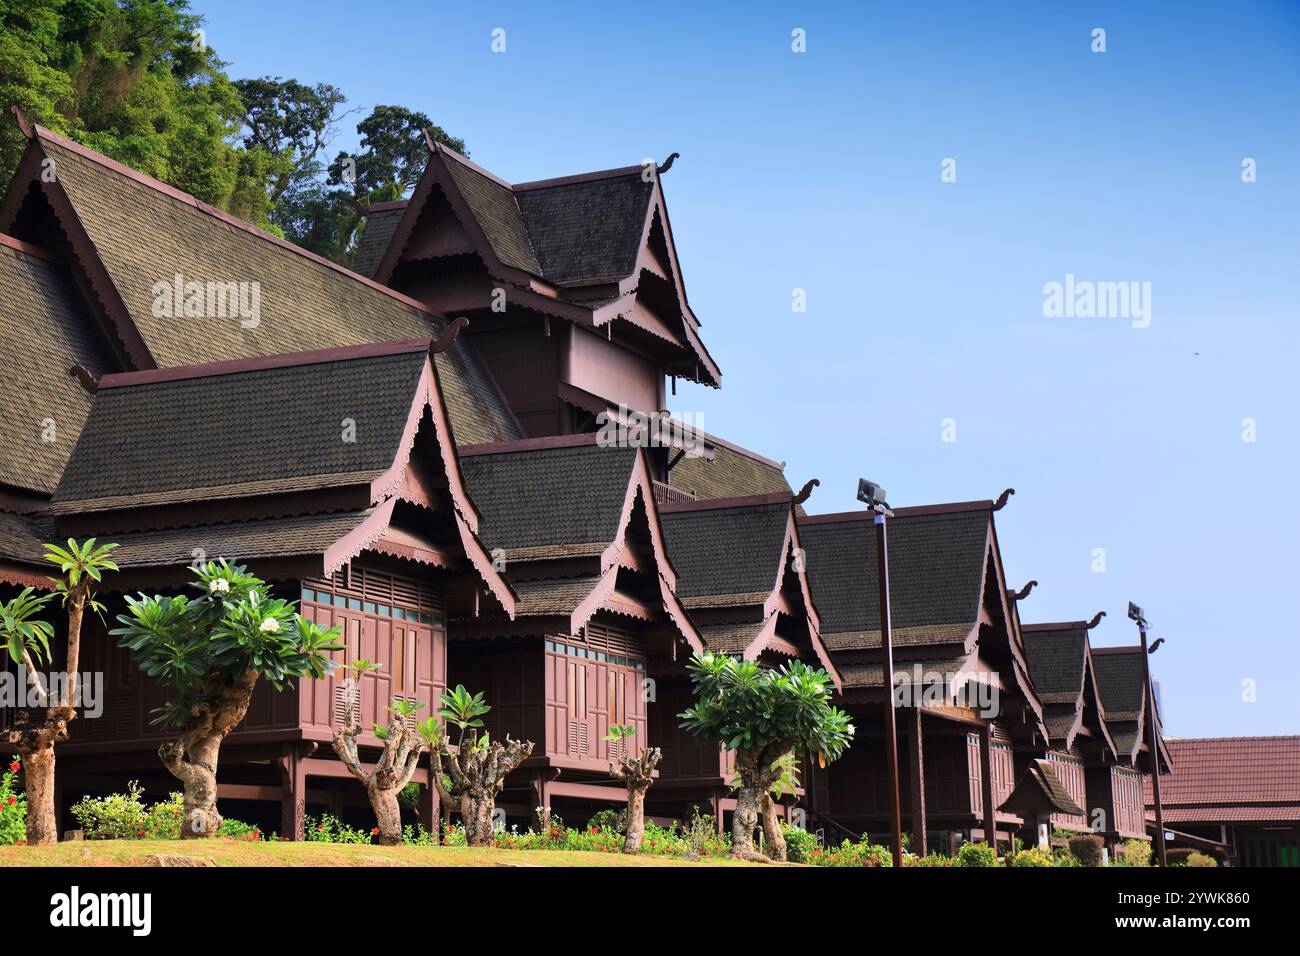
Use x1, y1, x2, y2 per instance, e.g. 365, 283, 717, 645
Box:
568, 720, 590, 755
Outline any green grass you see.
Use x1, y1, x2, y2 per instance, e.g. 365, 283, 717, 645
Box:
0, 839, 769, 868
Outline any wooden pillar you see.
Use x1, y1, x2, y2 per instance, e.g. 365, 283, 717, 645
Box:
279, 749, 306, 841
978, 725, 997, 852
907, 706, 927, 855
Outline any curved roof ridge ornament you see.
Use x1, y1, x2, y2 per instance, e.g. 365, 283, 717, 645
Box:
10, 104, 32, 139
423, 127, 440, 154
656, 152, 680, 176
1010, 579, 1038, 602
792, 478, 820, 505
68, 365, 98, 395
1086, 610, 1106, 630
993, 488, 1015, 511
429, 316, 469, 354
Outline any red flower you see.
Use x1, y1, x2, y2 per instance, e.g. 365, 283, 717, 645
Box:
135, 829, 145, 836
317, 824, 325, 831
6, 795, 15, 806
7, 762, 18, 773
371, 827, 380, 836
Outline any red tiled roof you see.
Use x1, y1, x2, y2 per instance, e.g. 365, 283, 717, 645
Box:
1147, 737, 1300, 818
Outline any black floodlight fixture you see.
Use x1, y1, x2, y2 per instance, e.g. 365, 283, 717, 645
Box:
856, 478, 892, 515
1127, 601, 1148, 627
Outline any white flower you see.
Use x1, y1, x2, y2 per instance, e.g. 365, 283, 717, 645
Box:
259, 617, 281, 634
208, 578, 230, 594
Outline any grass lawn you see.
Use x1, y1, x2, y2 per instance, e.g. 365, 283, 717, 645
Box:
0, 839, 770, 868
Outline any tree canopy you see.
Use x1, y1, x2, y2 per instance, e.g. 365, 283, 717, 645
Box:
0, 1, 463, 261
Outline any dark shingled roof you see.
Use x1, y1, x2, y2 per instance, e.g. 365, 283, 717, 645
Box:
512, 577, 602, 617
669, 442, 792, 503
105, 509, 376, 568
660, 501, 789, 601
1000, 759, 1085, 817
0, 242, 114, 494
32, 132, 517, 447
1023, 627, 1088, 704
798, 509, 990, 649
353, 205, 407, 279
515, 174, 654, 285
442, 158, 540, 276
459, 443, 638, 556
0, 511, 55, 565
1093, 649, 1145, 720
54, 349, 427, 509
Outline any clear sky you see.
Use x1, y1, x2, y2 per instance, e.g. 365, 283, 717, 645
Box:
201, 0, 1300, 737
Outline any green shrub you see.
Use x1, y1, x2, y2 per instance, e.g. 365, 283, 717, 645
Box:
782, 824, 820, 863
957, 841, 998, 867
1112, 839, 1152, 867
304, 813, 374, 844
1068, 834, 1105, 867
1186, 851, 1218, 867
402, 823, 434, 845
1166, 848, 1195, 866
586, 808, 626, 834
807, 837, 893, 867
1, 756, 26, 845
69, 787, 261, 840
905, 852, 960, 867
1008, 847, 1056, 867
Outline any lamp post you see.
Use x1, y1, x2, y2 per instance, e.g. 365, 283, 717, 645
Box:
859, 478, 904, 867
1128, 601, 1167, 867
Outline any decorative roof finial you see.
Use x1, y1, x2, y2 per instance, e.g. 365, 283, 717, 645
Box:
657, 152, 680, 175
1011, 579, 1038, 602
10, 105, 32, 139
993, 488, 1015, 511
430, 316, 469, 354
793, 478, 820, 504
68, 365, 97, 395
1086, 610, 1106, 629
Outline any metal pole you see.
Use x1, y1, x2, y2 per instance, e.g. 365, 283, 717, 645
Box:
1138, 621, 1167, 867
875, 511, 904, 867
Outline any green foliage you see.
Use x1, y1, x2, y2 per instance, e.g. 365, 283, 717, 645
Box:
806, 837, 893, 867
437, 684, 489, 736
111, 559, 343, 727
604, 723, 635, 742
1185, 851, 1218, 867
0, 0, 266, 218
1166, 848, 1195, 866
1068, 833, 1105, 867
0, 756, 26, 845
69, 784, 260, 840
402, 823, 434, 846
956, 841, 999, 867
586, 808, 626, 835
44, 538, 119, 616
905, 852, 961, 867
1007, 846, 1077, 867
0, 587, 54, 667
1112, 839, 1153, 867
304, 813, 374, 844
678, 653, 854, 771
781, 823, 819, 863
454, 815, 733, 858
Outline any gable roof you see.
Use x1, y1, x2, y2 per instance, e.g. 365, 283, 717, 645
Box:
668, 437, 794, 504
1023, 625, 1089, 704
1092, 647, 1146, 720
374, 145, 720, 388
54, 342, 428, 511
353, 202, 408, 278
1147, 736, 1300, 823
660, 499, 791, 603
459, 439, 639, 559
797, 505, 991, 649
1000, 758, 1085, 818
2, 127, 519, 447
0, 235, 113, 494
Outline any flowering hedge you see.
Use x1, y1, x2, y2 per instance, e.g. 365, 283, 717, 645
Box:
71, 785, 263, 840
1, 757, 26, 845
806, 838, 894, 867
440, 818, 733, 858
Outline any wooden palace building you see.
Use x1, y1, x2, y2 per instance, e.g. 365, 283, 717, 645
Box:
0, 110, 1219, 856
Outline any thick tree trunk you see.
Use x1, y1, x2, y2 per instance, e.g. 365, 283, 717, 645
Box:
624, 786, 649, 853
159, 671, 258, 839
759, 792, 787, 862
21, 745, 57, 845
369, 784, 403, 846
731, 783, 765, 860
161, 735, 223, 838
431, 734, 533, 847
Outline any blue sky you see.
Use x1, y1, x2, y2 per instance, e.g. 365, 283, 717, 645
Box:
202, 0, 1300, 737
